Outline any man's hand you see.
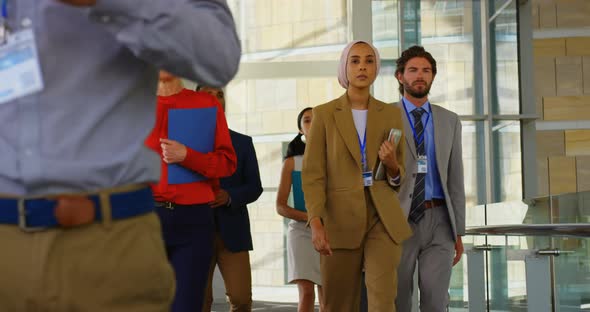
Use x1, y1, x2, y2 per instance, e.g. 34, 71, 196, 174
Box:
209, 189, 230, 208
453, 235, 464, 266
378, 136, 399, 174
57, 0, 97, 6
310, 218, 333, 256
160, 138, 187, 164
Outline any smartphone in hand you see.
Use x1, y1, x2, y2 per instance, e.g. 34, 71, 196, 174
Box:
375, 128, 402, 180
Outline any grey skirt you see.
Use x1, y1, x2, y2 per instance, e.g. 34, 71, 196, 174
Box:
287, 220, 322, 285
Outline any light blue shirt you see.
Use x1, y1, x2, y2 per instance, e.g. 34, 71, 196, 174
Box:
402, 97, 445, 200
0, 0, 241, 196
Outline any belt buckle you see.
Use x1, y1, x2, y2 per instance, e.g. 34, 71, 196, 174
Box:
18, 199, 48, 232
165, 202, 174, 210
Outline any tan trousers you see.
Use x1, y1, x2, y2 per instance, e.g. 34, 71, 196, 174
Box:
203, 232, 252, 312
0, 212, 175, 312
321, 190, 403, 312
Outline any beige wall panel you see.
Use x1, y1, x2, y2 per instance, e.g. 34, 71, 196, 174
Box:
281, 110, 299, 134
247, 31, 260, 53
566, 37, 590, 56
584, 56, 590, 94
246, 80, 257, 114
292, 22, 316, 48
544, 96, 590, 120
259, 26, 274, 51
556, 1, 590, 28
274, 24, 293, 50
435, 14, 462, 37
556, 56, 583, 96
531, 4, 540, 29
246, 112, 263, 136
262, 111, 283, 134
534, 0, 558, 6
308, 78, 331, 105
301, 0, 315, 20
255, 0, 272, 27
537, 130, 565, 158
316, 21, 339, 46
446, 62, 466, 101
329, 0, 345, 20
462, 4, 474, 34
549, 156, 577, 195
534, 38, 566, 58
292, 0, 304, 23
534, 57, 556, 96
565, 130, 590, 156
227, 80, 248, 115
422, 10, 436, 38
449, 43, 473, 63
576, 156, 590, 192
226, 114, 247, 134
537, 158, 549, 196
296, 79, 310, 109
536, 96, 544, 118
272, 0, 293, 25
539, 4, 557, 28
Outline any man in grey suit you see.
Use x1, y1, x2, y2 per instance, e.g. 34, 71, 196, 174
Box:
395, 46, 465, 312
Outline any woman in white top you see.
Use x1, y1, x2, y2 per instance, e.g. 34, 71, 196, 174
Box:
301, 41, 410, 311
276, 107, 323, 312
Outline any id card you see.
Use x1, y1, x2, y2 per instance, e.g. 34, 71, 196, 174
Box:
0, 29, 44, 105
417, 156, 428, 174
363, 171, 373, 187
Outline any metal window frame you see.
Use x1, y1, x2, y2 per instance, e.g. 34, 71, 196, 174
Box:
234, 0, 536, 206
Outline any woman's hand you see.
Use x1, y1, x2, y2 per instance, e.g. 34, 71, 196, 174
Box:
160, 138, 187, 164
310, 218, 333, 256
378, 136, 399, 175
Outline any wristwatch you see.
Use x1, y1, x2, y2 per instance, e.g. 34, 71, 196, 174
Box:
388, 174, 401, 187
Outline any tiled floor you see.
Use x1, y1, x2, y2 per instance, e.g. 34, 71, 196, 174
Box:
211, 301, 302, 311
210, 286, 318, 311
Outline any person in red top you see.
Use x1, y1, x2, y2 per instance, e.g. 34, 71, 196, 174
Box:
145, 70, 237, 312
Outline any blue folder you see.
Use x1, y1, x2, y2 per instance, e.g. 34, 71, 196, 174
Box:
291, 171, 307, 212
167, 107, 217, 184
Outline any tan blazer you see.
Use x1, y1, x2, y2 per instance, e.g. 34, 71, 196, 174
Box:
302, 94, 412, 249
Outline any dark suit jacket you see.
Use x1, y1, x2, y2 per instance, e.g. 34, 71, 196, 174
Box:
216, 130, 263, 252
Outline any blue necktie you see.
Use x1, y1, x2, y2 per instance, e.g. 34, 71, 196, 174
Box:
409, 107, 426, 224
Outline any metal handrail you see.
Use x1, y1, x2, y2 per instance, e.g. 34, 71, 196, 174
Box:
465, 223, 590, 238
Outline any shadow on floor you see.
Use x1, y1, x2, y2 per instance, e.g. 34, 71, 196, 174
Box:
212, 301, 319, 311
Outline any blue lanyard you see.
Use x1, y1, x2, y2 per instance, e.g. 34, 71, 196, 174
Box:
1, 0, 7, 19
402, 100, 430, 147
357, 130, 367, 168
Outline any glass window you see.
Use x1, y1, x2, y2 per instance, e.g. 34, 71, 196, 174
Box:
227, 0, 349, 62
222, 0, 525, 289
372, 0, 401, 104
493, 120, 523, 202
463, 121, 485, 211
422, 0, 476, 116
490, 0, 519, 115
225, 77, 344, 135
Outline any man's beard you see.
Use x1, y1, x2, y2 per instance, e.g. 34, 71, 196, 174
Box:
403, 80, 431, 99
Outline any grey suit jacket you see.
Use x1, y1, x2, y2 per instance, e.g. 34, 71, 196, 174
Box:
397, 102, 466, 239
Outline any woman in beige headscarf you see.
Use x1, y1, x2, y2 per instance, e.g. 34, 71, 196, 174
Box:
302, 41, 412, 311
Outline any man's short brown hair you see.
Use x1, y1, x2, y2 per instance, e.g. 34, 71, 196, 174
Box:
395, 46, 437, 95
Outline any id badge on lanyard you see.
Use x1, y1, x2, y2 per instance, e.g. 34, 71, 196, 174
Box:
417, 155, 427, 174
359, 130, 373, 187
0, 4, 45, 105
